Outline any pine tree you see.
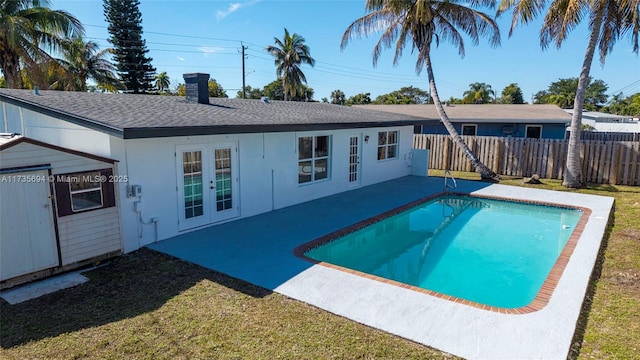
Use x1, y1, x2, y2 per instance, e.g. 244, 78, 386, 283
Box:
103, 0, 155, 93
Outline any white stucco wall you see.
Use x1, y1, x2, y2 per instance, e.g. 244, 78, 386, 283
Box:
114, 128, 414, 252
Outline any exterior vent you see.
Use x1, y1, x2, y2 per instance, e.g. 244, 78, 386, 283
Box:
260, 96, 270, 104
183, 73, 210, 104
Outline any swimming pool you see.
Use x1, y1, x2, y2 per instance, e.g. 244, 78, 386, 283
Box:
296, 194, 587, 311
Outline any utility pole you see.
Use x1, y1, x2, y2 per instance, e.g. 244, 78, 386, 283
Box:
241, 42, 248, 99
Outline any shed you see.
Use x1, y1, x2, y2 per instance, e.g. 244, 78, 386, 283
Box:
0, 134, 122, 288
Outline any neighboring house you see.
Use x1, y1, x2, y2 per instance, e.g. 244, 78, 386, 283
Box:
354, 104, 572, 139
0, 135, 121, 288
565, 110, 640, 133
0, 73, 429, 256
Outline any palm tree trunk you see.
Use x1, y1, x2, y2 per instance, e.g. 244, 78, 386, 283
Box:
0, 52, 23, 89
563, 5, 605, 188
424, 51, 499, 181
282, 78, 287, 101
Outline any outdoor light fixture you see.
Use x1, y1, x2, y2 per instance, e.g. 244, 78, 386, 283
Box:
364, 135, 370, 143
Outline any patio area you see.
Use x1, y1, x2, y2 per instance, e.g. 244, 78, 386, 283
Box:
148, 175, 614, 359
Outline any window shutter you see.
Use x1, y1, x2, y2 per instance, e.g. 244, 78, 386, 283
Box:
101, 168, 116, 208
54, 178, 73, 216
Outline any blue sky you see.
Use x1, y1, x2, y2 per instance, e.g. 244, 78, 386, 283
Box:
54, 0, 638, 102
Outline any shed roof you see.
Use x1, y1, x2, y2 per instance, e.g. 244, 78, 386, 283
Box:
0, 89, 429, 139
353, 104, 572, 124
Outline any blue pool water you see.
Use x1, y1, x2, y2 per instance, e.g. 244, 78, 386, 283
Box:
305, 195, 583, 308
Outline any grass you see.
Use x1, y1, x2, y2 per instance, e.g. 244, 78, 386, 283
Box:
2, 172, 639, 359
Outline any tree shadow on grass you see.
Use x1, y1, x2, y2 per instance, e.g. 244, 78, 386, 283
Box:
0, 248, 271, 349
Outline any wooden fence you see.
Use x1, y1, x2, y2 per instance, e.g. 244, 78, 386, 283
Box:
413, 134, 640, 185
580, 132, 640, 141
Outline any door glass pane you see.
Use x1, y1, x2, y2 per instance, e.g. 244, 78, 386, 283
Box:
349, 136, 358, 183
215, 148, 233, 211
183, 151, 203, 219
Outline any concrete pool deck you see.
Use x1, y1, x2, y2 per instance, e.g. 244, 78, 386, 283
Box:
148, 176, 614, 359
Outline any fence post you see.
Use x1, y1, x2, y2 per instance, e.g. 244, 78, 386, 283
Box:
443, 136, 451, 171
494, 138, 502, 173
611, 143, 620, 184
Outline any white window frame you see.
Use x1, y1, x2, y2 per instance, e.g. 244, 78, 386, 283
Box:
377, 130, 399, 161
461, 124, 477, 136
69, 171, 104, 212
298, 135, 331, 184
525, 125, 543, 139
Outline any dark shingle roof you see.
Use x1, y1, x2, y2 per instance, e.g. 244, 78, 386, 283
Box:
0, 89, 429, 139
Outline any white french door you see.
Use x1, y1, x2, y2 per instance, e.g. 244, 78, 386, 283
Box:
177, 143, 239, 230
348, 134, 362, 186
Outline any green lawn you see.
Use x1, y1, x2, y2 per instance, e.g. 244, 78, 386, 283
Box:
1, 172, 638, 359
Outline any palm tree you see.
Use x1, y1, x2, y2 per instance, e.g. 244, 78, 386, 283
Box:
155, 71, 170, 93
0, 0, 83, 89
498, 0, 639, 187
52, 35, 120, 92
341, 0, 501, 180
331, 89, 346, 104
265, 28, 316, 101
463, 82, 495, 103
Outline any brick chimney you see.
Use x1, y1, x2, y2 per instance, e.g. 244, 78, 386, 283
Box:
183, 73, 210, 104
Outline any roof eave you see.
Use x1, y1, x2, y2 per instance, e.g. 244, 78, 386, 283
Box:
122, 120, 428, 139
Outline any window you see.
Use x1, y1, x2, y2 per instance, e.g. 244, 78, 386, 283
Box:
377, 131, 398, 160
69, 171, 103, 212
462, 124, 477, 136
54, 168, 116, 216
526, 125, 542, 139
298, 135, 330, 184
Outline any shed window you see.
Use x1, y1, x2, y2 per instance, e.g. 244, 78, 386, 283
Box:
377, 131, 398, 160
462, 124, 477, 136
69, 171, 103, 211
54, 168, 116, 216
298, 135, 331, 184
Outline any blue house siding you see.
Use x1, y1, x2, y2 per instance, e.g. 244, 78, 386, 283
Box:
421, 122, 567, 139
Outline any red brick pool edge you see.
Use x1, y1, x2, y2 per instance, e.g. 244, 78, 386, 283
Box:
293, 192, 592, 314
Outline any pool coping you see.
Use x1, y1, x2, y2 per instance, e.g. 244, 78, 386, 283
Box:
293, 192, 592, 315
274, 183, 614, 359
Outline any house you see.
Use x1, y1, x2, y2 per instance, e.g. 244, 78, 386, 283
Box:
565, 110, 640, 133
0, 73, 430, 260
0, 135, 121, 288
354, 104, 572, 139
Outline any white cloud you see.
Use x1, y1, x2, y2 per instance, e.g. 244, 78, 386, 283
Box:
177, 56, 185, 61
198, 46, 225, 57
216, 0, 260, 21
